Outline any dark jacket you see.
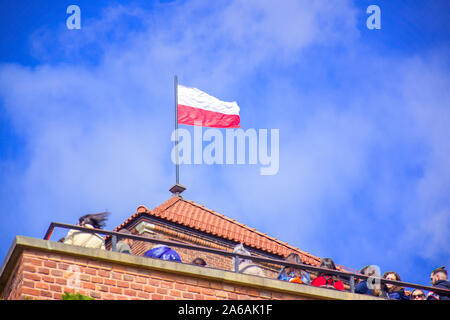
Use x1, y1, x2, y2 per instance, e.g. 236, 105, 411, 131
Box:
428, 280, 450, 300
382, 287, 410, 300
355, 281, 375, 296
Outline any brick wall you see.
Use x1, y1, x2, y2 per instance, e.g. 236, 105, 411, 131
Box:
2, 256, 23, 300
2, 248, 307, 300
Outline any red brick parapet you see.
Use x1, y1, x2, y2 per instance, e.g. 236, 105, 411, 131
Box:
0, 236, 382, 300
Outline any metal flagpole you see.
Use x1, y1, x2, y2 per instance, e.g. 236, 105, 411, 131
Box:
170, 75, 186, 196
174, 75, 179, 184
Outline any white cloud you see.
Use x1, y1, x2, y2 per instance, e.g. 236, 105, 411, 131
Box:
0, 0, 359, 225
0, 0, 448, 285
404, 210, 450, 263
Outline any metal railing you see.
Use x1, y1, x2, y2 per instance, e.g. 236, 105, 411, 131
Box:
44, 222, 450, 297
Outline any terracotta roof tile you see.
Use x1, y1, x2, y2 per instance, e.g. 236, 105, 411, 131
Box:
140, 196, 322, 265
115, 196, 352, 268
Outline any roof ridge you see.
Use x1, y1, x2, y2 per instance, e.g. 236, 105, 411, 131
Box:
153, 195, 182, 214
113, 205, 152, 232
179, 198, 319, 261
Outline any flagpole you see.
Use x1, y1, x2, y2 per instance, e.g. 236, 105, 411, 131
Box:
169, 75, 186, 196
174, 75, 179, 185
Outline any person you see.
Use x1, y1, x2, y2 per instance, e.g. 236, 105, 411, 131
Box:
192, 257, 207, 267
63, 212, 109, 249
116, 229, 134, 254
381, 271, 410, 300
411, 289, 426, 300
232, 243, 265, 277
145, 244, 182, 262
355, 265, 382, 297
427, 266, 450, 300
144, 235, 182, 262
311, 258, 345, 291
277, 253, 311, 284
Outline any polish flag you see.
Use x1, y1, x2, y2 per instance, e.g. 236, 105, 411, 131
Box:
177, 85, 240, 128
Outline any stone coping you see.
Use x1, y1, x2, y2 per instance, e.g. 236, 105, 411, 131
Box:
0, 236, 383, 300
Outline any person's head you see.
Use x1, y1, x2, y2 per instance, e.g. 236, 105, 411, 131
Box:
360, 265, 380, 278
320, 258, 337, 270
78, 212, 110, 229
411, 289, 426, 300
118, 229, 133, 246
317, 258, 338, 279
382, 271, 401, 292
284, 253, 302, 274
232, 243, 252, 265
430, 266, 447, 285
359, 265, 380, 288
232, 243, 250, 256
192, 257, 207, 267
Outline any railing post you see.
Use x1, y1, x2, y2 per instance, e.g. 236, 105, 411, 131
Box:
43, 223, 55, 240
350, 275, 355, 293
111, 234, 117, 252
234, 254, 240, 273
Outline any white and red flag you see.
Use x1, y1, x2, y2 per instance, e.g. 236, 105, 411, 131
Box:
177, 85, 241, 128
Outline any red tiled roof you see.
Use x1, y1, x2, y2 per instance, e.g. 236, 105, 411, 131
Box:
117, 196, 322, 266
114, 206, 151, 232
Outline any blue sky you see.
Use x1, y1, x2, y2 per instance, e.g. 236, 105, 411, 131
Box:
0, 0, 449, 288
